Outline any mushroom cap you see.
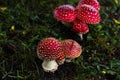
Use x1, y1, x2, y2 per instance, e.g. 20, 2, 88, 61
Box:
72, 19, 89, 34
77, 4, 100, 24
54, 4, 76, 22
77, 0, 100, 11
61, 39, 82, 59
37, 37, 63, 60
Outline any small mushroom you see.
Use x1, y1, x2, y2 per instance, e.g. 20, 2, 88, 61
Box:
54, 4, 76, 23
77, 4, 100, 24
37, 37, 63, 72
61, 39, 82, 62
56, 51, 65, 65
72, 19, 89, 40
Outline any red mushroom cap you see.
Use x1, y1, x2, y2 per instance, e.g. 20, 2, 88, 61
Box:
61, 39, 82, 59
37, 37, 63, 60
77, 4, 100, 24
54, 4, 76, 22
77, 0, 100, 11
72, 19, 89, 34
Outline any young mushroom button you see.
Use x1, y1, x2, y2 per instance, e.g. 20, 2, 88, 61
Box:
56, 51, 65, 65
37, 37, 63, 72
61, 39, 82, 62
72, 19, 89, 40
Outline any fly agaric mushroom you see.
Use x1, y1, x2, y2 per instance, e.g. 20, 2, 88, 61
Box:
37, 37, 63, 72
72, 19, 89, 40
54, 4, 76, 23
77, 0, 100, 11
77, 4, 100, 24
61, 39, 82, 62
56, 52, 65, 65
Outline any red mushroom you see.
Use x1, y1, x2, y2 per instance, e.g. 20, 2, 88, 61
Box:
37, 37, 63, 72
77, 0, 100, 11
56, 52, 65, 65
72, 19, 89, 40
54, 4, 76, 23
61, 39, 82, 62
77, 4, 100, 24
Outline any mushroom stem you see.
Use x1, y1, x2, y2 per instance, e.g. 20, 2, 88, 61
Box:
42, 60, 58, 72
58, 61, 64, 65
65, 58, 72, 62
57, 59, 65, 65
78, 33, 83, 40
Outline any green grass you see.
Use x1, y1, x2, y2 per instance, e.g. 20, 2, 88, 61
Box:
0, 0, 120, 80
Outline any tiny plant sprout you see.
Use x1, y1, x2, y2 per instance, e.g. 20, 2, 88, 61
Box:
54, 4, 76, 23
61, 39, 82, 62
37, 37, 63, 72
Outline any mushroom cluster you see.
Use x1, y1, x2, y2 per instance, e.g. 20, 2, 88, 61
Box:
36, 0, 101, 73
37, 37, 82, 72
53, 0, 101, 40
